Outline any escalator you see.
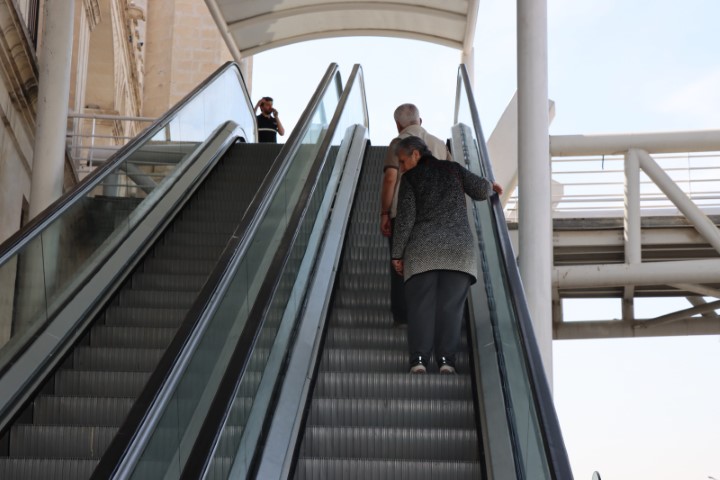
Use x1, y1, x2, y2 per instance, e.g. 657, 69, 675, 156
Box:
246, 65, 574, 479
0, 62, 346, 479
0, 143, 278, 478
0, 59, 572, 479
292, 145, 483, 478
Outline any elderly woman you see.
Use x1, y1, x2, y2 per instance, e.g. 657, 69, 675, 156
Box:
391, 136, 502, 374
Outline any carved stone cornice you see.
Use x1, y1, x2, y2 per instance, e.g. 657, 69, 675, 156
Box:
0, 0, 39, 135
84, 0, 101, 30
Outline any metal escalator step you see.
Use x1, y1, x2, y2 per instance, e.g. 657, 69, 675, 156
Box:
0, 458, 97, 480
168, 220, 235, 236
313, 372, 472, 400
33, 396, 134, 427
319, 348, 469, 373
324, 326, 468, 351
141, 257, 216, 275
117, 289, 197, 309
324, 326, 407, 349
344, 246, 389, 262
153, 243, 223, 260
307, 398, 475, 429
90, 326, 177, 349
337, 273, 390, 291
339, 261, 387, 276
9, 425, 117, 458
131, 272, 208, 291
299, 426, 479, 461
103, 306, 186, 327
178, 209, 246, 223
294, 458, 484, 480
329, 307, 394, 328
159, 230, 232, 248
72, 346, 164, 372
54, 370, 150, 397
331, 290, 390, 309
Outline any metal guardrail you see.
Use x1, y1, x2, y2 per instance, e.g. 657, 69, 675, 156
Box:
504, 151, 720, 220
66, 112, 158, 177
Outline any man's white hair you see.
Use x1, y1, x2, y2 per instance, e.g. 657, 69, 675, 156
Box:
393, 103, 420, 129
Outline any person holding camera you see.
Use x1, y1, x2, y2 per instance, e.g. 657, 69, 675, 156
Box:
255, 96, 285, 143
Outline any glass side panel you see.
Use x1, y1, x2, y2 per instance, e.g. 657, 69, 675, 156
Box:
129, 71, 345, 479
455, 70, 552, 478
205, 67, 369, 480
0, 65, 253, 374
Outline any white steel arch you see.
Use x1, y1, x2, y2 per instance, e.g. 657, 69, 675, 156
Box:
205, 0, 479, 59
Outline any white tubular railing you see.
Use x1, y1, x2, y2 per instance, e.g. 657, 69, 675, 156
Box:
67, 112, 157, 177
503, 130, 720, 220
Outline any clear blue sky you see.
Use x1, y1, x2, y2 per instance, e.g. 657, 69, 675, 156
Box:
251, 1, 720, 478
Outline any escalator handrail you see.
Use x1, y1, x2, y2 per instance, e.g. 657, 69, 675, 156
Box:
94, 64, 343, 479
456, 64, 573, 478
0, 61, 253, 265
178, 64, 366, 480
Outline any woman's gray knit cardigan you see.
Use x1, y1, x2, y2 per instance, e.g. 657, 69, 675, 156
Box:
391, 155, 493, 282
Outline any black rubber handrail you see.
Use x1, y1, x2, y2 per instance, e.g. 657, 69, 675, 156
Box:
91, 64, 342, 479
0, 61, 250, 263
457, 64, 574, 479
178, 65, 365, 480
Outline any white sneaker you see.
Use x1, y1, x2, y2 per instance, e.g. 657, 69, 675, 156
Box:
439, 364, 456, 374
410, 363, 427, 374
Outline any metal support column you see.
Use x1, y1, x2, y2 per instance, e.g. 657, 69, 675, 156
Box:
623, 149, 642, 321
28, 0, 75, 218
517, 0, 553, 381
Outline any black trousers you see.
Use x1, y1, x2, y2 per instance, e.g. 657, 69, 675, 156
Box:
387, 219, 407, 324
404, 270, 471, 366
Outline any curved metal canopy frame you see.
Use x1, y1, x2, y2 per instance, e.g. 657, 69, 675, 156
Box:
205, 0, 479, 59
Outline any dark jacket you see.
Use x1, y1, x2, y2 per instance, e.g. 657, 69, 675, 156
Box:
391, 155, 493, 282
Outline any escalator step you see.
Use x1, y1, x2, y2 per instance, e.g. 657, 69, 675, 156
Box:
103, 306, 186, 327
329, 307, 394, 328
337, 273, 390, 291
332, 289, 392, 309
131, 272, 208, 291
152, 243, 223, 260
319, 348, 469, 373
299, 426, 479, 461
9, 425, 117, 458
294, 458, 483, 480
53, 370, 150, 397
33, 396, 134, 427
72, 346, 164, 372
116, 289, 198, 309
90, 326, 176, 349
313, 372, 472, 400
140, 257, 216, 275
324, 326, 468, 350
307, 398, 475, 428
323, 326, 409, 349
0, 458, 97, 480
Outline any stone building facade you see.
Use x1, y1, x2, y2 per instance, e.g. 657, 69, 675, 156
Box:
0, 0, 233, 244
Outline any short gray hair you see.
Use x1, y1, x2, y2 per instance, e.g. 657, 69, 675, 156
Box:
393, 103, 420, 129
395, 136, 431, 158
